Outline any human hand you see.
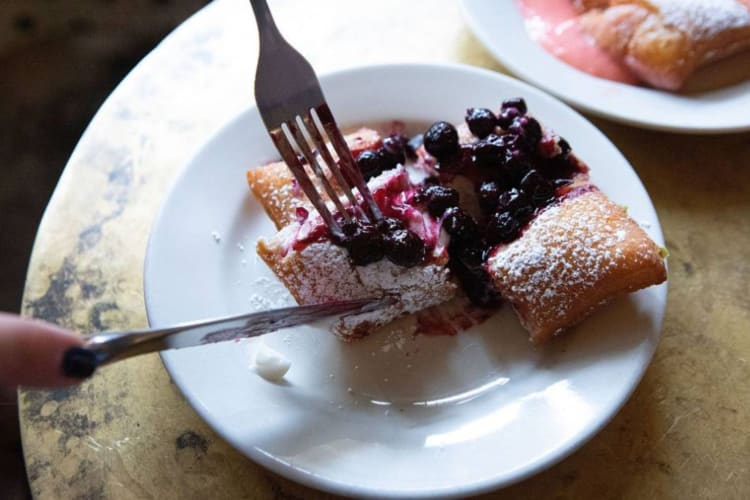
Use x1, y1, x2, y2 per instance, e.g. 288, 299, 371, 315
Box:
0, 312, 86, 388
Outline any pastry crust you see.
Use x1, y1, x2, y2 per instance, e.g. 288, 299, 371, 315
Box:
576, 0, 750, 90
251, 146, 458, 339
257, 224, 456, 339
486, 187, 667, 344
246, 127, 382, 229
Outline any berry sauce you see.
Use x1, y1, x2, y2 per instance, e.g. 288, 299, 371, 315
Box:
290, 166, 443, 259
415, 101, 589, 311
288, 108, 588, 327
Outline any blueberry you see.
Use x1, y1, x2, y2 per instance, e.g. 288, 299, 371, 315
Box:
421, 185, 460, 217
473, 134, 505, 168
465, 108, 497, 139
509, 116, 543, 149
423, 176, 440, 186
356, 150, 385, 180
496, 188, 533, 221
519, 169, 546, 190
497, 107, 521, 129
379, 147, 402, 171
478, 181, 501, 213
383, 228, 426, 267
501, 97, 528, 115
377, 217, 405, 233
504, 155, 533, 185
450, 236, 489, 268
448, 254, 502, 308
540, 155, 578, 183
557, 137, 571, 156
340, 219, 384, 266
499, 132, 525, 152
486, 211, 521, 244
462, 269, 503, 308
439, 144, 474, 173
424, 121, 459, 159
520, 169, 555, 207
382, 134, 408, 166
456, 243, 486, 269
442, 207, 477, 242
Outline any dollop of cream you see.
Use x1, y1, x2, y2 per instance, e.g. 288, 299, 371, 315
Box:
252, 342, 291, 381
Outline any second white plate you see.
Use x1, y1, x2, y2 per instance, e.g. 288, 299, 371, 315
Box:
461, 0, 750, 134
144, 64, 667, 498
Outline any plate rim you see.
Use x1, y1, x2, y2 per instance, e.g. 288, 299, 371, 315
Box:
460, 0, 750, 134
144, 62, 667, 499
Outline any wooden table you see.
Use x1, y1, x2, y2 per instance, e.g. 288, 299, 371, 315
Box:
19, 1, 750, 498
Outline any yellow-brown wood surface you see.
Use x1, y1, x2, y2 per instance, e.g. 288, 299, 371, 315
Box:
18, 1, 750, 498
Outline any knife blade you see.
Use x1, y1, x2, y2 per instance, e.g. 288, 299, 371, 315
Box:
61, 295, 393, 378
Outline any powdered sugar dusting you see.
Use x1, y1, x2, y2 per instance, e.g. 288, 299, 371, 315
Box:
335, 260, 457, 338
247, 276, 295, 311
356, 260, 455, 315
648, 0, 750, 39
258, 232, 458, 339
487, 189, 665, 341
292, 242, 370, 304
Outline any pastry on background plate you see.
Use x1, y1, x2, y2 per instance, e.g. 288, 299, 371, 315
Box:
575, 0, 750, 90
247, 99, 667, 342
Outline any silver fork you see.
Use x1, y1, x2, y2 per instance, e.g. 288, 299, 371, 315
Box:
249, 0, 382, 237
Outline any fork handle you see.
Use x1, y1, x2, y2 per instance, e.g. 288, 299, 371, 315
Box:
249, 0, 284, 46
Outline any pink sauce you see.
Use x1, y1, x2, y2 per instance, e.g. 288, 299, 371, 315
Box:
518, 0, 640, 85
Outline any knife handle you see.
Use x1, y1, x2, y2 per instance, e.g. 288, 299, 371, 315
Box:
61, 328, 175, 378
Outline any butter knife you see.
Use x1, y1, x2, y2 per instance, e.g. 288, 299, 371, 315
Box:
61, 296, 391, 378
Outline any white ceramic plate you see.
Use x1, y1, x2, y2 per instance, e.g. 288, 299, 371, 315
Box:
461, 0, 750, 134
144, 64, 667, 498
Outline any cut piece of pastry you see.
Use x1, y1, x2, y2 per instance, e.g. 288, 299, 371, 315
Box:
254, 166, 457, 339
576, 0, 750, 90
486, 185, 667, 344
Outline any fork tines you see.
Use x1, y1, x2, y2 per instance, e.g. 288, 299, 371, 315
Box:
269, 103, 382, 238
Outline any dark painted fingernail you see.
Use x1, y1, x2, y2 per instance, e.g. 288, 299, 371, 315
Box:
62, 347, 98, 378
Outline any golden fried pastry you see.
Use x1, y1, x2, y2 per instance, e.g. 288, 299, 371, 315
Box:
246, 127, 382, 229
486, 186, 667, 344
576, 0, 750, 89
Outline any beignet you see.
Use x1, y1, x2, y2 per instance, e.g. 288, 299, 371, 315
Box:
576, 0, 750, 90
486, 186, 666, 344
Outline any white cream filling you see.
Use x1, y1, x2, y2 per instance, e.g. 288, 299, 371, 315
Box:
252, 341, 291, 381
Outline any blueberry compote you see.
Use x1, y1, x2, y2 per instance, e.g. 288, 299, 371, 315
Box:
301, 102, 586, 309
333, 213, 426, 268
417, 97, 586, 309
356, 132, 411, 181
